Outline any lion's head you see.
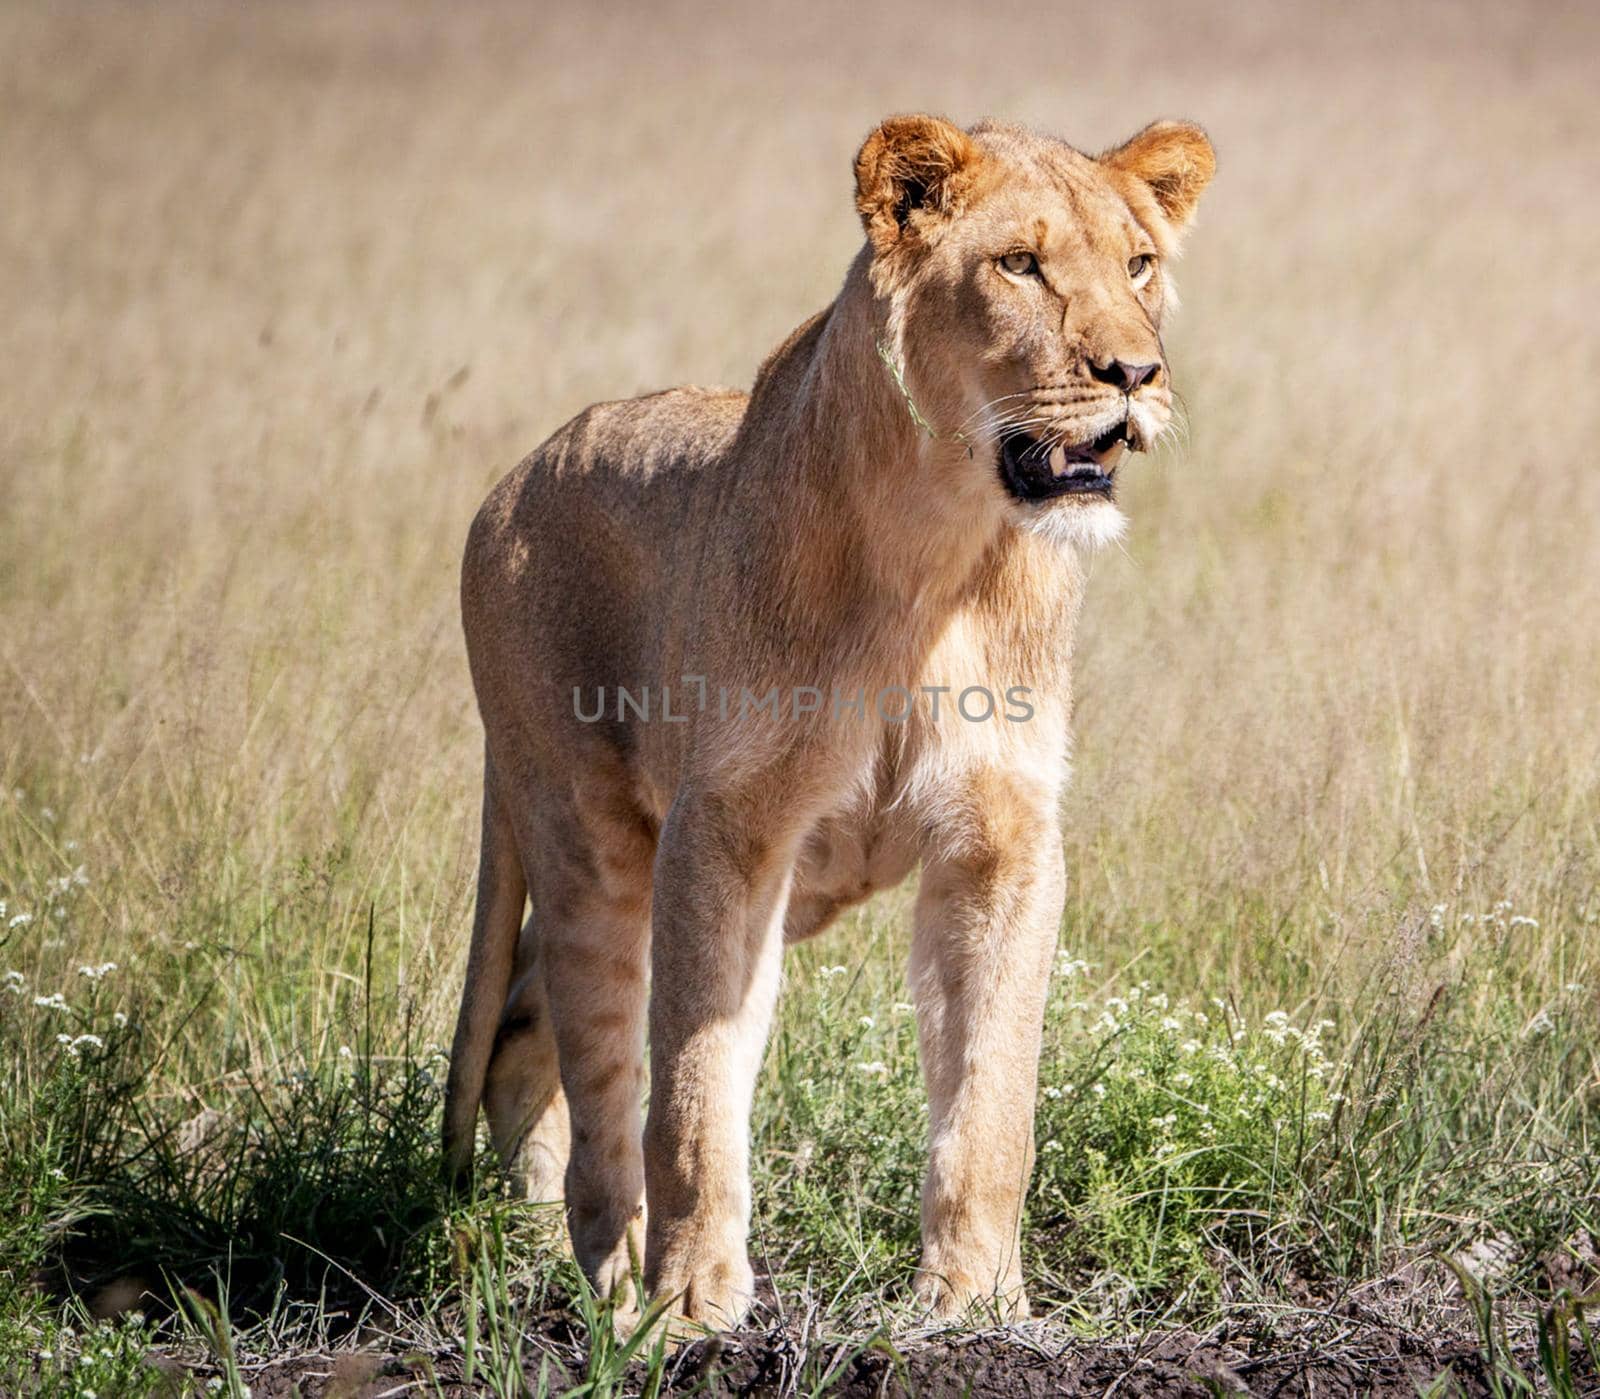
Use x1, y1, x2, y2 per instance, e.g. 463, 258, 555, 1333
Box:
855, 114, 1215, 549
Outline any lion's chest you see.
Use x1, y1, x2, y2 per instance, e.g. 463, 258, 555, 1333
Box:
789, 600, 1076, 918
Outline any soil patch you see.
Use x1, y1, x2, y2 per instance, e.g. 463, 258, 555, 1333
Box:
232, 1319, 1592, 1398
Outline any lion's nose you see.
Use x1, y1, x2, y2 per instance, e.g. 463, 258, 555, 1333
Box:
1089, 358, 1161, 393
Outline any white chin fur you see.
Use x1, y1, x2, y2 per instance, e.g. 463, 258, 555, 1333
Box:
1019, 498, 1127, 552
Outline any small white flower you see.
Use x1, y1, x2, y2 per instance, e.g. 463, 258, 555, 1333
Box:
1160, 1016, 1182, 1033
1043, 1085, 1063, 1100
1510, 916, 1539, 929
1172, 1071, 1193, 1088
1564, 983, 1586, 996
892, 1001, 914, 1015
1091, 1082, 1106, 1098
72, 1033, 104, 1052
113, 1010, 128, 1027
858, 1015, 875, 1030
1041, 1138, 1063, 1153
9, 912, 33, 928
855, 1061, 888, 1077
78, 961, 117, 981
1180, 1040, 1201, 1056
819, 964, 848, 980
34, 993, 68, 1012
338, 1045, 353, 1059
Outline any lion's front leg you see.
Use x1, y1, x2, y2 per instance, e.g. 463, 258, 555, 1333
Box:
643, 787, 794, 1332
909, 774, 1065, 1321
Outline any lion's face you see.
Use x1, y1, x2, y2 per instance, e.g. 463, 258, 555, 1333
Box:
856, 116, 1215, 548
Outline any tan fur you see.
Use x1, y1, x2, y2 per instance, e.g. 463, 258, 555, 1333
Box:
443, 114, 1213, 1329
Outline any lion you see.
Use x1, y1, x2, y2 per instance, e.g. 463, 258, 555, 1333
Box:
442, 113, 1214, 1329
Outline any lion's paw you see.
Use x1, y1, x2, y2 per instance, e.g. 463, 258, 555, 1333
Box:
913, 1263, 1029, 1324
650, 1248, 755, 1341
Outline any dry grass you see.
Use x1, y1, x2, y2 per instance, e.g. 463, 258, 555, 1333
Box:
4, 1, 1598, 988
3, 1, 1600, 1390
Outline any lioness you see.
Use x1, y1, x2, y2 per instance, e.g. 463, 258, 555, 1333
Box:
443, 114, 1214, 1328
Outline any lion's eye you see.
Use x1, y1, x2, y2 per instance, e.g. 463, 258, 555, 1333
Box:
1128, 253, 1154, 284
999, 252, 1039, 277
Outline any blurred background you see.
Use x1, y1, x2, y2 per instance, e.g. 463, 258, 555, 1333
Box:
2, 0, 1598, 1054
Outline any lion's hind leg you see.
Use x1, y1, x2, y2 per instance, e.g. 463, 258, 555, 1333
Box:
524, 778, 655, 1317
485, 914, 570, 1205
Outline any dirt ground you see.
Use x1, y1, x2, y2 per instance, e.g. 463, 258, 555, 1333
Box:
222, 1319, 1594, 1398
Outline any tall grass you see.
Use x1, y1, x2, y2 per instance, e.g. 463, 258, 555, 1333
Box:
2, 0, 1599, 1387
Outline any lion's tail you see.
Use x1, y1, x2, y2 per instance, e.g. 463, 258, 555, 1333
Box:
442, 753, 527, 1186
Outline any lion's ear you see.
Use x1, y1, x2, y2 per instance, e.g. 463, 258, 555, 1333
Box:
1100, 120, 1216, 232
854, 114, 978, 253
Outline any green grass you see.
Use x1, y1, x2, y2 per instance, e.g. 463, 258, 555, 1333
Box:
3, 788, 1598, 1391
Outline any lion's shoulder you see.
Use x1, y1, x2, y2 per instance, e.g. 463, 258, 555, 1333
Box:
554, 385, 748, 481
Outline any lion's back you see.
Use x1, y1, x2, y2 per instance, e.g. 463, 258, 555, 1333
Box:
460, 385, 747, 747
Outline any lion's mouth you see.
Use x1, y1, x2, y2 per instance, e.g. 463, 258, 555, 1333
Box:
998, 424, 1128, 503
